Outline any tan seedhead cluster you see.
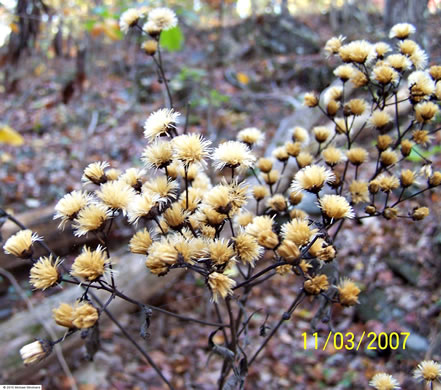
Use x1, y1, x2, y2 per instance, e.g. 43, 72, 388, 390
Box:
3, 12, 440, 388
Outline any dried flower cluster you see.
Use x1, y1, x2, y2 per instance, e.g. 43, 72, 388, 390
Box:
4, 16, 440, 389
370, 358, 441, 389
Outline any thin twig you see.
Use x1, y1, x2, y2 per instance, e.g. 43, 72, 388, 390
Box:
249, 290, 305, 365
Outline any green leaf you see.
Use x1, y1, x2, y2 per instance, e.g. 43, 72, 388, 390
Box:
209, 89, 230, 106
84, 19, 96, 32
160, 26, 184, 52
407, 145, 441, 162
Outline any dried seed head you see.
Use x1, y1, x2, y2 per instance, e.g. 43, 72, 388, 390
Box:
252, 185, 269, 201
204, 185, 231, 215
73, 203, 111, 237
208, 272, 235, 302
276, 264, 293, 275
119, 8, 141, 33
337, 278, 360, 306
72, 302, 99, 329
304, 92, 319, 107
369, 373, 400, 390
263, 169, 280, 185
334, 64, 354, 81
289, 208, 308, 219
400, 169, 416, 188
412, 207, 429, 221
429, 65, 441, 81
377, 174, 400, 192
345, 98, 367, 116
120, 168, 144, 192
272, 146, 289, 162
285, 141, 301, 157
347, 147, 368, 165
142, 140, 174, 170
257, 157, 273, 173
281, 218, 316, 246
326, 99, 340, 117
372, 65, 398, 85
233, 233, 262, 266
144, 108, 180, 141
400, 139, 413, 157
334, 118, 349, 135
386, 53, 412, 72
412, 129, 433, 146
257, 230, 279, 249
71, 245, 110, 281
3, 229, 41, 259
365, 205, 377, 215
144, 176, 178, 202
53, 303, 75, 328
408, 71, 435, 103
322, 146, 344, 167
30, 255, 61, 290
324, 35, 346, 57
237, 127, 264, 147
304, 274, 329, 295
277, 240, 300, 262
399, 39, 418, 56
212, 141, 255, 172
429, 171, 441, 187
289, 191, 303, 205
389, 22, 415, 39
349, 180, 369, 204
291, 165, 335, 194
127, 192, 159, 224
313, 126, 332, 143
380, 149, 398, 167
142, 39, 158, 55
20, 339, 52, 366
236, 212, 254, 227
383, 207, 398, 220
351, 69, 368, 87
296, 152, 314, 169
415, 101, 439, 123
319, 194, 354, 220
368, 179, 380, 194
207, 239, 235, 265
82, 161, 109, 185
129, 229, 153, 255
414, 360, 441, 383
435, 83, 441, 100
173, 133, 212, 166
54, 190, 91, 229
105, 168, 121, 181
339, 40, 374, 64
96, 180, 136, 213
292, 126, 309, 143
147, 7, 178, 32
267, 194, 287, 212
374, 42, 391, 58
377, 135, 393, 151
410, 47, 428, 70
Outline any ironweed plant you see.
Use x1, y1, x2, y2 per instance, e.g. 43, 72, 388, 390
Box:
3, 9, 441, 389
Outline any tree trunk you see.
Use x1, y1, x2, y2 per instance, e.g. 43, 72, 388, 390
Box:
384, 0, 429, 48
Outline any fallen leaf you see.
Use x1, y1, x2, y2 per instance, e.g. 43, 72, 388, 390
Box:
0, 125, 24, 146
237, 72, 250, 85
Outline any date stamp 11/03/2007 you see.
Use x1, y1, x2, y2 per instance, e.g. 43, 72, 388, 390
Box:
302, 332, 410, 351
